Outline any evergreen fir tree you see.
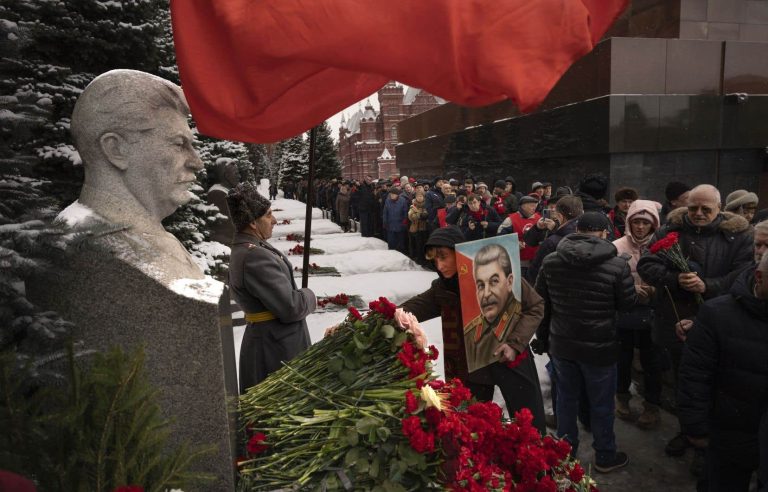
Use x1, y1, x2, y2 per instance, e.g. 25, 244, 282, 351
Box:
247, 143, 270, 183
310, 121, 342, 180
276, 134, 308, 185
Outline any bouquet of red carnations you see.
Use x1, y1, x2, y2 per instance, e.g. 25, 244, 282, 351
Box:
649, 232, 704, 304
237, 297, 595, 491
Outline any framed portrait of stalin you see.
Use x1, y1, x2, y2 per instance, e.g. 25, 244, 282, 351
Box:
455, 235, 522, 373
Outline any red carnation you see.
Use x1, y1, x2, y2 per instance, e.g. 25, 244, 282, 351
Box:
247, 432, 268, 455
568, 463, 585, 483
649, 232, 679, 254
506, 348, 529, 369
348, 306, 363, 320
405, 389, 419, 414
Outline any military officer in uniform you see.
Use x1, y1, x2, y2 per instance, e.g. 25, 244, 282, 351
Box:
464, 243, 547, 432
227, 183, 316, 393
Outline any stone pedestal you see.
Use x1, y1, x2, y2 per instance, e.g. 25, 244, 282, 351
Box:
27, 247, 235, 491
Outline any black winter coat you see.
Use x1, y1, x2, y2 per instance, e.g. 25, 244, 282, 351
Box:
526, 219, 578, 284
637, 208, 753, 347
357, 183, 377, 212
677, 268, 768, 439
425, 190, 445, 225
446, 203, 502, 241
535, 234, 637, 366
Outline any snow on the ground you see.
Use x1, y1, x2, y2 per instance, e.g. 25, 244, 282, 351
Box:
272, 218, 342, 237
286, 250, 423, 276
272, 233, 389, 255
233, 191, 550, 418
270, 198, 322, 220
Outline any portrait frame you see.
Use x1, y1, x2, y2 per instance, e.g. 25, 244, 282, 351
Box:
455, 234, 522, 373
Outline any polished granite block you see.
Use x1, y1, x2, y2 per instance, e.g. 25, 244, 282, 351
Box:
610, 151, 718, 202
723, 41, 768, 93
708, 22, 742, 40
658, 96, 722, 150
746, 0, 768, 24
681, 0, 708, 21
722, 95, 768, 147
740, 23, 768, 42
622, 95, 661, 152
708, 0, 746, 23
680, 20, 709, 39
611, 38, 667, 94
717, 149, 764, 194
665, 39, 722, 94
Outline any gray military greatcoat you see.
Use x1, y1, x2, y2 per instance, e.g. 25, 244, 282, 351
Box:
229, 232, 315, 392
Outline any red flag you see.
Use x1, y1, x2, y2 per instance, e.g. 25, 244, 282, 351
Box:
171, 0, 627, 143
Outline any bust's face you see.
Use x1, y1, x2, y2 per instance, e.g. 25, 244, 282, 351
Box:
122, 109, 203, 219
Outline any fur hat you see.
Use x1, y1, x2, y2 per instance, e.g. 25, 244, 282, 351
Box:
227, 183, 271, 231
614, 187, 639, 203
664, 181, 691, 202
725, 190, 758, 211
578, 173, 609, 199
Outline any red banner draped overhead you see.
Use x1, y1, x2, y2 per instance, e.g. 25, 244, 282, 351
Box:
171, 0, 627, 143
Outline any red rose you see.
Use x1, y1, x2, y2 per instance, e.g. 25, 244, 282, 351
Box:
113, 487, 143, 492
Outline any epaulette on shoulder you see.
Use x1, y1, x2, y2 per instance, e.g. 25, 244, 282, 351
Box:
464, 315, 483, 335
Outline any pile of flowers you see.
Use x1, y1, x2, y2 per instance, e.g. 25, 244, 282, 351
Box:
237, 297, 596, 491
649, 232, 703, 304
293, 263, 341, 276
317, 292, 349, 307
288, 243, 324, 255
285, 233, 303, 241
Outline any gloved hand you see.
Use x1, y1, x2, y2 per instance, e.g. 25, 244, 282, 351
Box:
530, 337, 549, 355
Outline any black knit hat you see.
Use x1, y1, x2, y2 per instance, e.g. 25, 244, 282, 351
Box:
579, 173, 609, 200
425, 226, 465, 250
665, 181, 691, 202
227, 183, 271, 231
577, 212, 612, 232
494, 179, 506, 189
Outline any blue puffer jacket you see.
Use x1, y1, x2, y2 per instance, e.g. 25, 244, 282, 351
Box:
383, 195, 409, 232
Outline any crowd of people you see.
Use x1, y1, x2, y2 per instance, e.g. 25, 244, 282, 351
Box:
272, 173, 767, 489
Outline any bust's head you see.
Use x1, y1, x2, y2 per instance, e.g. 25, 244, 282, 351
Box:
212, 159, 241, 189
71, 69, 204, 221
